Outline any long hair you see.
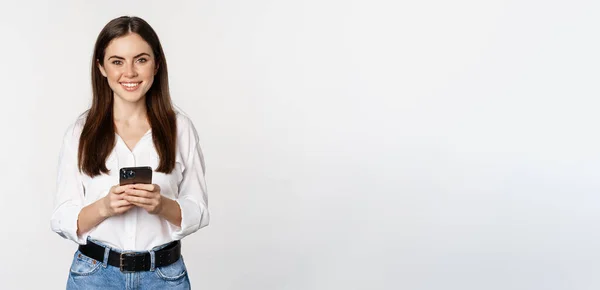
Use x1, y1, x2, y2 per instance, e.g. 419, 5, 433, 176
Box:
78, 16, 177, 177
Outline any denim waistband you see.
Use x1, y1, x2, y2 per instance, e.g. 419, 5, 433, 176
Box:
86, 237, 175, 253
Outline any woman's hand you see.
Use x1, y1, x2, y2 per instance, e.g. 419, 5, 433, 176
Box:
122, 184, 164, 215
101, 185, 135, 218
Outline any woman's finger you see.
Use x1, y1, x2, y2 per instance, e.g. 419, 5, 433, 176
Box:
112, 184, 134, 195
132, 183, 159, 192
112, 199, 132, 208
123, 195, 153, 205
127, 200, 150, 210
115, 204, 135, 213
125, 189, 153, 198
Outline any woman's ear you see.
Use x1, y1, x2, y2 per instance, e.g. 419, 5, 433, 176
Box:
154, 63, 159, 75
97, 59, 107, 77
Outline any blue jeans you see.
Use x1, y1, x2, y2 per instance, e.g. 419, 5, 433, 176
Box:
66, 238, 191, 289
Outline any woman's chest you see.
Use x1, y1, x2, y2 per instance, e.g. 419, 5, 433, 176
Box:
80, 135, 184, 202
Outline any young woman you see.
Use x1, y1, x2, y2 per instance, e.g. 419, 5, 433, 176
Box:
50, 16, 209, 289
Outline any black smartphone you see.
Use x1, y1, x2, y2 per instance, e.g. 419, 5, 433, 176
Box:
119, 166, 153, 185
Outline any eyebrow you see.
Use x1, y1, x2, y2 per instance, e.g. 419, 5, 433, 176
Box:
107, 52, 151, 60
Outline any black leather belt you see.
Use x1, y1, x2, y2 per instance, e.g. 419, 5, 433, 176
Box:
78, 240, 181, 272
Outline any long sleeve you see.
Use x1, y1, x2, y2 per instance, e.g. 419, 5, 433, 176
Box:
50, 125, 88, 244
170, 119, 210, 240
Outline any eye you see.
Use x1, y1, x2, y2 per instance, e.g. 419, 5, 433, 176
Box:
111, 60, 123, 65
137, 58, 148, 63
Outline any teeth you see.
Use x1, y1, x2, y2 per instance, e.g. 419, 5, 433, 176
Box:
122, 82, 140, 87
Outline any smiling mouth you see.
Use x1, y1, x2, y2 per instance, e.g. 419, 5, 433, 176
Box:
120, 82, 142, 91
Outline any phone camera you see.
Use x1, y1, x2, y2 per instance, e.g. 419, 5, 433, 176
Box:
121, 169, 136, 179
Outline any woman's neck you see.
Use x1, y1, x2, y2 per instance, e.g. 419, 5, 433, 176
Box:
113, 95, 148, 123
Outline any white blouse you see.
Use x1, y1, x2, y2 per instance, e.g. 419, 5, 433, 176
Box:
50, 110, 209, 251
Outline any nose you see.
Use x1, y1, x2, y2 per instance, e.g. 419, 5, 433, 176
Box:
124, 62, 138, 78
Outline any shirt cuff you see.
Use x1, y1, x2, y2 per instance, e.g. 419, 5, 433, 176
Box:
170, 198, 209, 240
50, 204, 89, 245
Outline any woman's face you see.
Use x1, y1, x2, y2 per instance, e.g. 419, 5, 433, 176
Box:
98, 33, 158, 104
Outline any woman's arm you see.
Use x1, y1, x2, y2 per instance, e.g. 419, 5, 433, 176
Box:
51, 125, 89, 243
77, 184, 135, 235
158, 196, 182, 227
76, 199, 107, 236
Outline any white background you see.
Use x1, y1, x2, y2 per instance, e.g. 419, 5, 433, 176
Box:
0, 0, 599, 289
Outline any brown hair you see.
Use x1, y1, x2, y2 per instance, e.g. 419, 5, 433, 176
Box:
78, 16, 176, 177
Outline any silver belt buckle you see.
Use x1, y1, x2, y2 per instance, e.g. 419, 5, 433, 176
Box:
119, 251, 136, 272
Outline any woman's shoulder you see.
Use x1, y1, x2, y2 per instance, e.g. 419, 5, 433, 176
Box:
174, 106, 199, 139
62, 111, 88, 144
174, 105, 193, 125
174, 107, 189, 123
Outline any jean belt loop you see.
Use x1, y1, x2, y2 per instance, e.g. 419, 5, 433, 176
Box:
102, 247, 110, 268
149, 249, 156, 271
